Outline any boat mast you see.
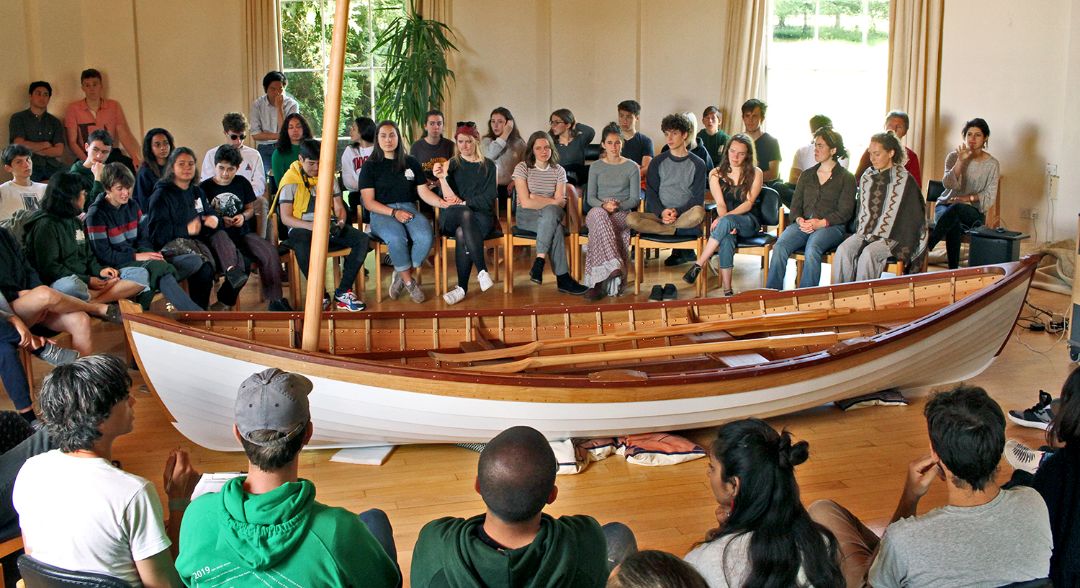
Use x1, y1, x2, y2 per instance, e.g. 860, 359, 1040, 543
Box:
302, 0, 352, 351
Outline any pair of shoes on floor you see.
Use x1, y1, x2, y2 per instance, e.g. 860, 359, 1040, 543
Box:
334, 289, 366, 311
1004, 439, 1047, 475
648, 284, 678, 302
32, 343, 79, 367
267, 298, 294, 312
1008, 390, 1055, 430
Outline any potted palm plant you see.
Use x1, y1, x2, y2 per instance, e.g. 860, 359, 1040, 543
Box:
374, 0, 458, 143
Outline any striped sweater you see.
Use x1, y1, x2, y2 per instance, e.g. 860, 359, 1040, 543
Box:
84, 193, 153, 268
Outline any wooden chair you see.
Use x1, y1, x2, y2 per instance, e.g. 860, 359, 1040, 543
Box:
632, 202, 707, 297
433, 207, 504, 295
504, 187, 575, 294
361, 209, 433, 303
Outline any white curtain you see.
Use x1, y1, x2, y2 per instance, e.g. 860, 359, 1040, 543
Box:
244, 0, 282, 106
887, 0, 945, 187
717, 0, 769, 134
415, 0, 456, 124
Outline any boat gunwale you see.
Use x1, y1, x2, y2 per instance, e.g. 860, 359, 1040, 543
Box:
123, 257, 1038, 390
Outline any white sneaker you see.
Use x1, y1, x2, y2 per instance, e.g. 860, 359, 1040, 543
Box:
388, 271, 404, 300
442, 286, 466, 305
1004, 439, 1045, 475
477, 270, 494, 292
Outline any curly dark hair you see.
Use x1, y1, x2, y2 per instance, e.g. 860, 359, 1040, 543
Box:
39, 355, 132, 452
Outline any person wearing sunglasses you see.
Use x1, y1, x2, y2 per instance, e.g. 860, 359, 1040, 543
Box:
200, 112, 268, 237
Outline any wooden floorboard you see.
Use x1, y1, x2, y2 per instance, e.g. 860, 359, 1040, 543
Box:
3, 252, 1071, 584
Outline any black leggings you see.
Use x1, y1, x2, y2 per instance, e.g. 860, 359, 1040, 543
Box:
929, 203, 984, 269
440, 207, 493, 293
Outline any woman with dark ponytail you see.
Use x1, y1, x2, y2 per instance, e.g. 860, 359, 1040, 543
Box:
685, 418, 842, 587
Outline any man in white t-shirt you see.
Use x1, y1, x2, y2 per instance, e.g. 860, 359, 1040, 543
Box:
13, 355, 200, 586
0, 145, 46, 222
201, 112, 268, 237
787, 114, 849, 184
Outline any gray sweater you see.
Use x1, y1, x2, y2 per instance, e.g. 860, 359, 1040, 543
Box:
941, 151, 1000, 214
586, 158, 640, 211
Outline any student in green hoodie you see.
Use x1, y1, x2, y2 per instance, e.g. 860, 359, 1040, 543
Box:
411, 426, 637, 587
176, 369, 400, 588
23, 172, 147, 305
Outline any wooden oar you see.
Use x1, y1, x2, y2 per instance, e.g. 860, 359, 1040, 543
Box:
460, 331, 862, 374
724, 304, 947, 337
429, 308, 852, 363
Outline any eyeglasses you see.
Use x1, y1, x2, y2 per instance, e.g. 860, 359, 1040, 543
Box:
549, 120, 565, 126
456, 121, 477, 129
229, 133, 246, 141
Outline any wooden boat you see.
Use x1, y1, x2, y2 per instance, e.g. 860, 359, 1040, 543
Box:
122, 256, 1038, 451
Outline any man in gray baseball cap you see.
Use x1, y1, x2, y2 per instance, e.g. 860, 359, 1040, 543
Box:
176, 368, 400, 587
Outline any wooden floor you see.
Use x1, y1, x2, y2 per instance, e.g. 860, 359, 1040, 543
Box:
4, 251, 1073, 584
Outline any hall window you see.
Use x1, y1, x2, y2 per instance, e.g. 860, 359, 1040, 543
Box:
279, 0, 404, 138
765, 0, 889, 173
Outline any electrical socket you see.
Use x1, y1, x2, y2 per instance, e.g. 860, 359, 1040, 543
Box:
1047, 163, 1058, 176
1030, 210, 1040, 221
1020, 208, 1032, 219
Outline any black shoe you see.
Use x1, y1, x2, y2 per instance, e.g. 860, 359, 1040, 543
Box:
1008, 390, 1055, 430
648, 285, 664, 301
268, 298, 293, 312
530, 258, 545, 284
225, 267, 249, 291
556, 274, 588, 295
584, 286, 606, 302
682, 263, 702, 284
101, 303, 123, 324
664, 250, 691, 267
662, 283, 678, 301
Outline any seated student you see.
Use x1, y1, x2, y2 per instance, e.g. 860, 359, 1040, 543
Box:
854, 110, 922, 188
685, 419, 842, 587
582, 123, 640, 300
23, 172, 148, 305
1028, 367, 1080, 586
8, 81, 65, 182
134, 128, 175, 211
787, 114, 850, 184
85, 163, 203, 311
432, 122, 498, 305
741, 99, 781, 184
697, 106, 730, 168
481, 106, 527, 204
511, 131, 589, 296
809, 385, 1052, 587
0, 298, 77, 428
279, 139, 369, 311
609, 550, 707, 588
625, 114, 708, 260
549, 108, 596, 187
682, 134, 763, 297
411, 426, 633, 587
271, 113, 313, 184
411, 109, 455, 190
68, 128, 114, 207
616, 100, 654, 174
63, 69, 140, 170
0, 226, 118, 356
833, 131, 926, 283
0, 144, 47, 222
250, 71, 299, 177
200, 113, 268, 237
146, 148, 238, 310
14, 355, 200, 586
176, 368, 399, 586
361, 121, 448, 304
927, 118, 1000, 269
341, 116, 377, 224
766, 126, 856, 290
200, 145, 289, 311
660, 112, 714, 170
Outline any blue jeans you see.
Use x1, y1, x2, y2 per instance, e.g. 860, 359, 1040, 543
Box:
51, 267, 150, 301
369, 203, 433, 272
767, 223, 846, 289
257, 144, 275, 182
0, 324, 31, 411
711, 214, 760, 269
359, 508, 401, 587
